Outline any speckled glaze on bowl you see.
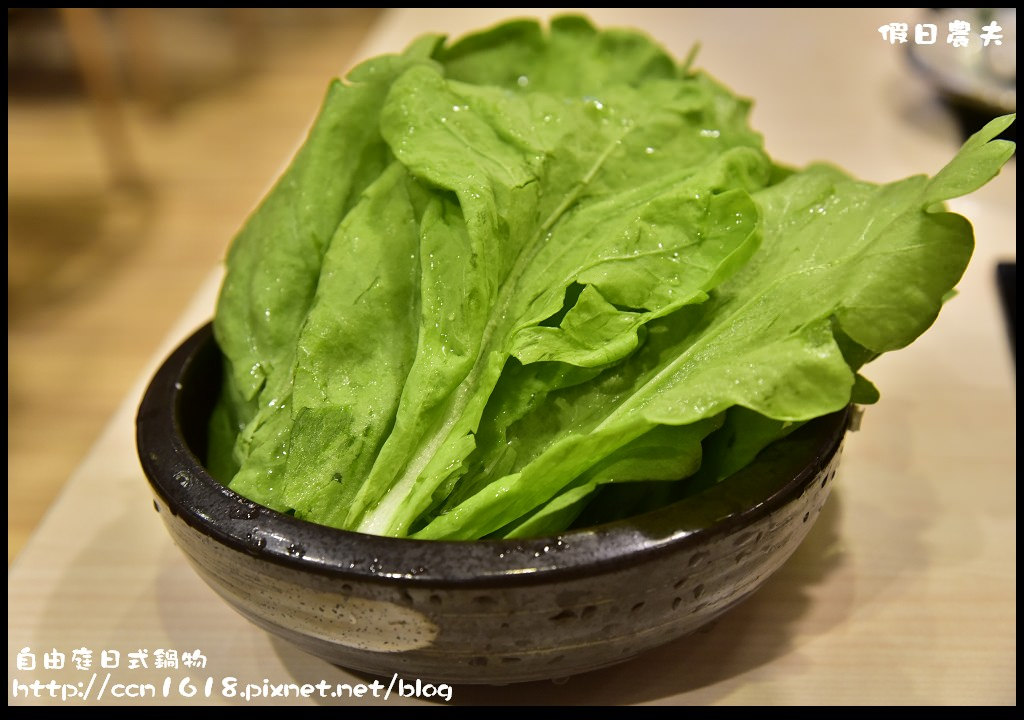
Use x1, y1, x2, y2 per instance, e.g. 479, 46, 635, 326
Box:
136, 323, 849, 685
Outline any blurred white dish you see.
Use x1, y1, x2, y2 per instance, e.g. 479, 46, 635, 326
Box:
907, 8, 1016, 114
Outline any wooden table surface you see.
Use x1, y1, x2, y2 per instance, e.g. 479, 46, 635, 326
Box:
8, 8, 1016, 705
7, 8, 385, 564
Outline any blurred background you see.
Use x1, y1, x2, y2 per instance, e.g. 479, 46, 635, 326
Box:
7, 8, 384, 563
7, 10, 1014, 704
7, 8, 1016, 566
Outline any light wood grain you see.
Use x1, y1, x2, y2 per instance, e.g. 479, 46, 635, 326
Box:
8, 8, 1016, 706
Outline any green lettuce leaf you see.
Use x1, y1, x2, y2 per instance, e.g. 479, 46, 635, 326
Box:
412, 115, 1014, 539
337, 22, 772, 536
208, 38, 442, 503
209, 15, 1014, 540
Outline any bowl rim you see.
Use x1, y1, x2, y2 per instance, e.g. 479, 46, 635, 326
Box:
137, 321, 849, 589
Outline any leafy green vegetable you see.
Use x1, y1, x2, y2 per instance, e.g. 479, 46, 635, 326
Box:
208, 16, 1014, 540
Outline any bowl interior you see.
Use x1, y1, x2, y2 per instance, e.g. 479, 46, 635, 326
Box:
137, 322, 850, 587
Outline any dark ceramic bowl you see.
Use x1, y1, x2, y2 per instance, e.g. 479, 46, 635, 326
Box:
136, 322, 849, 685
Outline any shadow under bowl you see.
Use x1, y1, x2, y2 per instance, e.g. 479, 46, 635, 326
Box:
136, 322, 849, 685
